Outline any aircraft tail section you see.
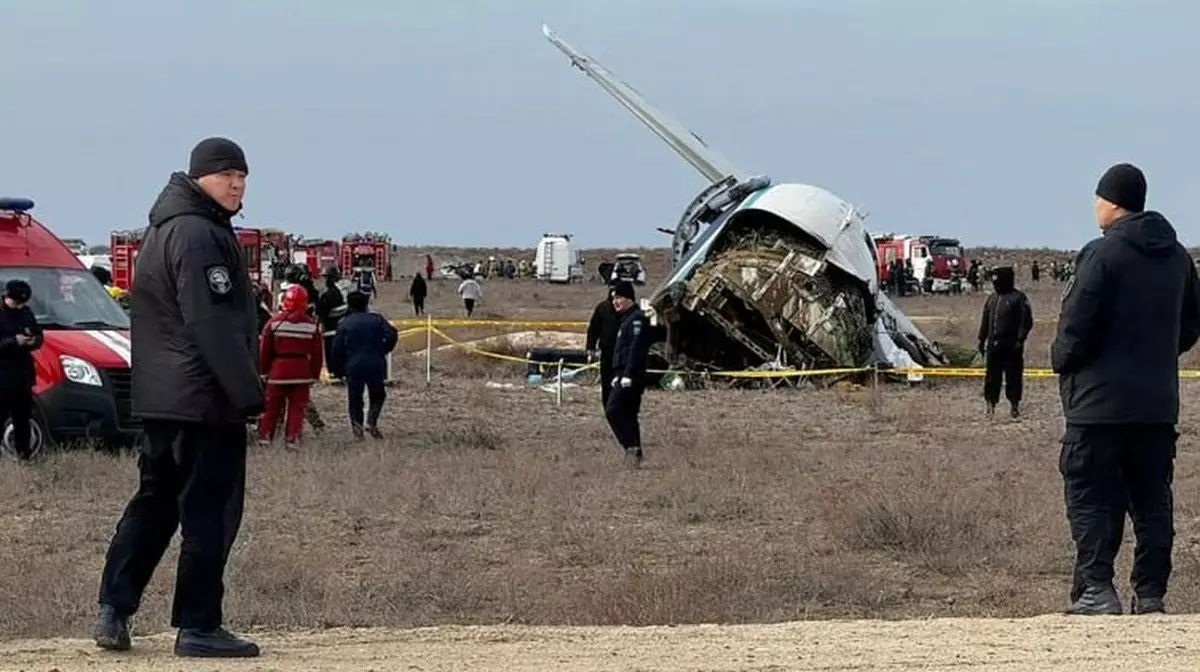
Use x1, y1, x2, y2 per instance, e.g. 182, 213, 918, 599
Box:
542, 24, 742, 185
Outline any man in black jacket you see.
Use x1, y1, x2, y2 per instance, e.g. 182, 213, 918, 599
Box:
94, 137, 263, 658
1051, 162, 1200, 616
0, 280, 43, 459
585, 286, 620, 409
977, 266, 1033, 418
314, 265, 347, 380
604, 281, 651, 467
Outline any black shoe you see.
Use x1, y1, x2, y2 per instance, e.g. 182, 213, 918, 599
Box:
1066, 584, 1123, 615
985, 402, 996, 416
1010, 403, 1020, 419
366, 426, 383, 439
93, 605, 131, 651
351, 424, 364, 441
174, 626, 260, 658
624, 447, 643, 468
1131, 594, 1165, 614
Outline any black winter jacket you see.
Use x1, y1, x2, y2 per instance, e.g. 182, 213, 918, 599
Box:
585, 298, 620, 365
129, 172, 263, 423
978, 268, 1033, 350
611, 306, 651, 381
328, 310, 399, 380
1051, 211, 1200, 425
0, 303, 43, 390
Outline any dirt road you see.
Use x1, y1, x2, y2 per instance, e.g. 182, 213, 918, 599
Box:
2, 615, 1197, 671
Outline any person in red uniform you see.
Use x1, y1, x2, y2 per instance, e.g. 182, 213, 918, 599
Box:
257, 285, 323, 446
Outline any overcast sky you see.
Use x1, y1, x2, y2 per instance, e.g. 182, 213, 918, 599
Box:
1, 0, 1194, 250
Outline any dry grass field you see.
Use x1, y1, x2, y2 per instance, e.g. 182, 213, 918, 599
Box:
4, 245, 1200, 670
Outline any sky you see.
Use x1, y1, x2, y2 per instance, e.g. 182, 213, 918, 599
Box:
1, 0, 1195, 251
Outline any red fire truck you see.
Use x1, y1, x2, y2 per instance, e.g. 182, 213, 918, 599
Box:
873, 233, 967, 293
109, 228, 143, 290
1, 198, 140, 456
296, 238, 340, 277
340, 232, 392, 283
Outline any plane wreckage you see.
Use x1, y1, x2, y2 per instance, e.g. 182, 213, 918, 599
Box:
542, 25, 947, 383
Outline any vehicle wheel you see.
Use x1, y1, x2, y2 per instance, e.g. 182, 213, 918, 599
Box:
2, 412, 51, 460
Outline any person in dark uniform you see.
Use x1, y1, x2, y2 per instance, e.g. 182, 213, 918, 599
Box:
314, 265, 347, 381
409, 271, 427, 316
329, 290, 398, 440
585, 285, 620, 409
604, 281, 651, 467
1051, 162, 1200, 616
94, 137, 263, 658
977, 265, 1033, 418
0, 280, 43, 459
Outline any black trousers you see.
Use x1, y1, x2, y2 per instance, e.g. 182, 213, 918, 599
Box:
605, 383, 644, 449
1060, 423, 1177, 602
347, 373, 386, 428
0, 386, 33, 457
598, 360, 613, 410
322, 334, 340, 379
98, 420, 247, 630
413, 298, 424, 315
983, 343, 1024, 404
463, 298, 475, 316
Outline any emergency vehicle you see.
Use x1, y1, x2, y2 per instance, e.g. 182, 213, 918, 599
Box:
294, 238, 340, 277
1, 198, 139, 457
534, 233, 584, 283
108, 228, 143, 290
873, 233, 967, 293
340, 232, 392, 285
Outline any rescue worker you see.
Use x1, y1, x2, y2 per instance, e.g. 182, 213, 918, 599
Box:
1051, 162, 1200, 616
457, 274, 481, 317
585, 285, 620, 409
604, 281, 651, 467
314, 266, 347, 381
258, 285, 323, 447
977, 266, 1033, 418
0, 279, 43, 460
272, 264, 326, 433
1030, 260, 1041, 283
353, 263, 378, 300
424, 254, 434, 281
95, 137, 262, 658
329, 291, 398, 440
409, 271, 427, 316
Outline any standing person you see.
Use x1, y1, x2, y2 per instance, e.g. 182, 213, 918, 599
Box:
329, 291, 398, 440
0, 279, 43, 459
314, 266, 347, 381
94, 137, 263, 658
457, 275, 481, 317
585, 286, 620, 409
977, 266, 1033, 418
1051, 162, 1200, 615
409, 271, 427, 316
604, 281, 651, 467
424, 254, 434, 281
258, 285, 323, 448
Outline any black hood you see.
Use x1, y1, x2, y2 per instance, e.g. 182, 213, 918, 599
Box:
991, 266, 1015, 293
1106, 210, 1177, 258
147, 171, 240, 229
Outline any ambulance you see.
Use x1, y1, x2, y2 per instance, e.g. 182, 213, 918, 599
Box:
0, 198, 137, 457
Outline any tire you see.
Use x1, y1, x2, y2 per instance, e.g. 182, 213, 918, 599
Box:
2, 409, 51, 460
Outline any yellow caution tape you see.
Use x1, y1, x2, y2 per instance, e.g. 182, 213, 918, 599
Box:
391, 318, 587, 329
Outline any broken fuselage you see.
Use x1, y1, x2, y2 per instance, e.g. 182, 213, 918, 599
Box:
542, 25, 947, 379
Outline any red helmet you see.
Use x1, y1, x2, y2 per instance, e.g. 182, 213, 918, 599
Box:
281, 284, 308, 313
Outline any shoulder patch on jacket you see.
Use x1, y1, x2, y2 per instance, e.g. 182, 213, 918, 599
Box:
206, 264, 233, 296
632, 318, 643, 335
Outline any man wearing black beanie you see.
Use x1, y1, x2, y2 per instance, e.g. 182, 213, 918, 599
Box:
94, 137, 261, 658
1052, 162, 1200, 616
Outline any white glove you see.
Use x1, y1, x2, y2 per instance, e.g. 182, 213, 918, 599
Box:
619, 377, 632, 388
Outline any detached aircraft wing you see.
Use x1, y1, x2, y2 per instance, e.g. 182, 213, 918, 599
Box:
542, 24, 742, 185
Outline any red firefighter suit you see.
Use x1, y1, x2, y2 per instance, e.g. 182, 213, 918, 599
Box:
258, 286, 323, 443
